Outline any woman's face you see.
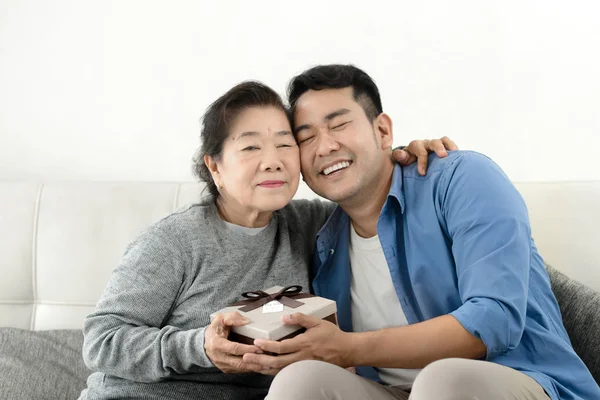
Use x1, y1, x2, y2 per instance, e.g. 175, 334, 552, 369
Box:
210, 106, 300, 213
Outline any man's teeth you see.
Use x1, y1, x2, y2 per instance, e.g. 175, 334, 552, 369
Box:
323, 161, 350, 176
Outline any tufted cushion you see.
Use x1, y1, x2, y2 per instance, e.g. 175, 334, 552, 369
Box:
546, 264, 600, 384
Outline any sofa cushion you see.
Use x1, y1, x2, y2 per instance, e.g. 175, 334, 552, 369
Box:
0, 328, 90, 400
546, 264, 600, 384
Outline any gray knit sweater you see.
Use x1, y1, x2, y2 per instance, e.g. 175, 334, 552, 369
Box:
79, 198, 334, 400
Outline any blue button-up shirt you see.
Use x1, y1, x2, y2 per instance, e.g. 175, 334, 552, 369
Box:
311, 151, 599, 400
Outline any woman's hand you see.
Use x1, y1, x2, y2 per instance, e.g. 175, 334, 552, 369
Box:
204, 312, 264, 374
392, 136, 459, 175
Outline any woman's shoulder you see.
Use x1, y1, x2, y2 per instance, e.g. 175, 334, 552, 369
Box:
141, 202, 216, 242
276, 199, 336, 235
278, 198, 331, 217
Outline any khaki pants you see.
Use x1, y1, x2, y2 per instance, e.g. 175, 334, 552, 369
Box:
265, 358, 550, 400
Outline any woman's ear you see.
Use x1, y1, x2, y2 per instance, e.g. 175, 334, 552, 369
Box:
204, 155, 221, 187
375, 113, 394, 150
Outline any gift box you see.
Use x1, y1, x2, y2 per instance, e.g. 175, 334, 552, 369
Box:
210, 285, 337, 346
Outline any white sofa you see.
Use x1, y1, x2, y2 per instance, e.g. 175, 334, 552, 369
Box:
1, 180, 599, 398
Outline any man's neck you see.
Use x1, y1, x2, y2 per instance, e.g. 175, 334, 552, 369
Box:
341, 161, 395, 238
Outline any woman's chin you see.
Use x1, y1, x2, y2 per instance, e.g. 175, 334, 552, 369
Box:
255, 195, 294, 212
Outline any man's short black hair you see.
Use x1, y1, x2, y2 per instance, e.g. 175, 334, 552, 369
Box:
287, 64, 383, 124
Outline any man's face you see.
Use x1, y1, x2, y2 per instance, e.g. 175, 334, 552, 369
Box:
294, 87, 392, 204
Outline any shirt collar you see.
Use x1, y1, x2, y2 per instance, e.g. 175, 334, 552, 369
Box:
387, 163, 406, 213
316, 164, 406, 249
315, 204, 349, 252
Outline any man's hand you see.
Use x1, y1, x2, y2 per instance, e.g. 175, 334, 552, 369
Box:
393, 136, 458, 176
242, 313, 354, 375
204, 312, 266, 374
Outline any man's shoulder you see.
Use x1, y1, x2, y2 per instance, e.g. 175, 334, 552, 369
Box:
402, 150, 491, 178
398, 151, 507, 209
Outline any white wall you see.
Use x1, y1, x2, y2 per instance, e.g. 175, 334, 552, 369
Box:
1, 0, 599, 183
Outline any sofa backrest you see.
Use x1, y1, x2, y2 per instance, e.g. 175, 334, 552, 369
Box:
1, 180, 599, 330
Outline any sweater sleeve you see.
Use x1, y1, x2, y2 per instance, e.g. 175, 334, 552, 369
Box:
287, 199, 336, 240
82, 225, 215, 383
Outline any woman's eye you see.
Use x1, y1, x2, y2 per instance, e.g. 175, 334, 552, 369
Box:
243, 146, 259, 151
277, 144, 294, 148
331, 121, 351, 130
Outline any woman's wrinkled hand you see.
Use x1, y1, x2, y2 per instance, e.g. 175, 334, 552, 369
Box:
204, 312, 265, 374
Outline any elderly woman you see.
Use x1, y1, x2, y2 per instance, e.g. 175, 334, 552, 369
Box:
78, 81, 456, 400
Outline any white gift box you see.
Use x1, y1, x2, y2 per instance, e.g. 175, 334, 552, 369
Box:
210, 286, 337, 343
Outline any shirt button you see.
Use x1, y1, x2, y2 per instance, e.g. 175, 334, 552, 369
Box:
329, 249, 335, 255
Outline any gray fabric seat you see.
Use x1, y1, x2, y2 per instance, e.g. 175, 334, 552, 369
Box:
0, 329, 89, 400
1, 266, 598, 399
546, 264, 600, 384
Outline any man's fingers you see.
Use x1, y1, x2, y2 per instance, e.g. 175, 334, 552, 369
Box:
441, 136, 459, 151
254, 334, 305, 355
282, 313, 321, 329
216, 336, 262, 356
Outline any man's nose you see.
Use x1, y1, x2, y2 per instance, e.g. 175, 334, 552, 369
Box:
315, 130, 340, 157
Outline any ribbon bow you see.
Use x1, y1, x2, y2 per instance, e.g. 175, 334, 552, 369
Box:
232, 285, 312, 312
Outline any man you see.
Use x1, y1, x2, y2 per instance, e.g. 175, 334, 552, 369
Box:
242, 65, 600, 399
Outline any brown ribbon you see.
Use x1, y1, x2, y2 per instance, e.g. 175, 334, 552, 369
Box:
231, 285, 313, 313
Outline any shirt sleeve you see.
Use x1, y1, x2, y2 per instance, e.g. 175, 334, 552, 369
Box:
82, 225, 215, 383
441, 152, 531, 360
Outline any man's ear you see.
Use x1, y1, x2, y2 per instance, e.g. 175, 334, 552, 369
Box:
375, 113, 394, 150
204, 155, 220, 185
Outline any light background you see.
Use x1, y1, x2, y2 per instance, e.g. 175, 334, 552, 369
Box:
1, 0, 599, 183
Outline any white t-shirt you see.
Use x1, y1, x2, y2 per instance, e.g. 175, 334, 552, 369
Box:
349, 223, 421, 389
223, 220, 267, 236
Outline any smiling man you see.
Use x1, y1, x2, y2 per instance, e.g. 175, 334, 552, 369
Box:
242, 65, 600, 400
